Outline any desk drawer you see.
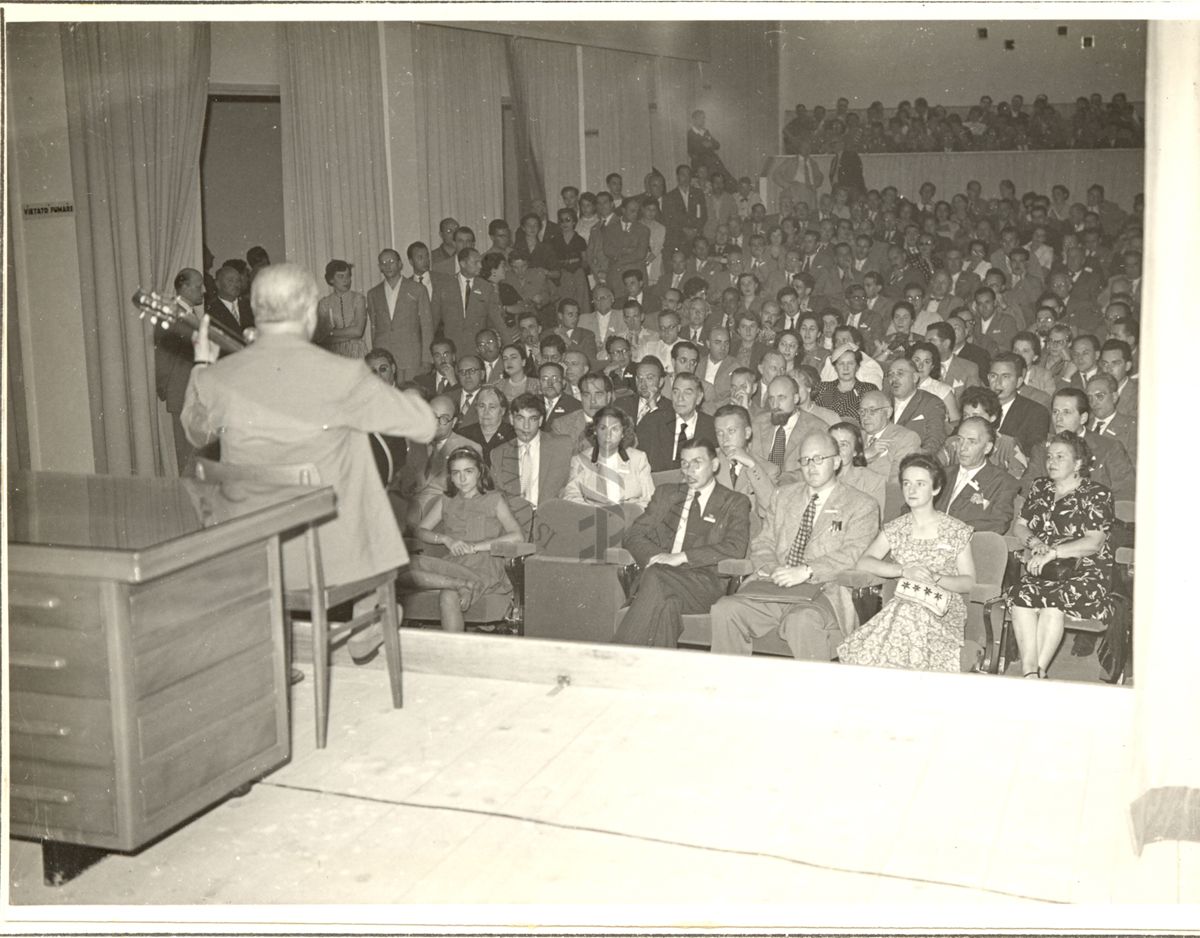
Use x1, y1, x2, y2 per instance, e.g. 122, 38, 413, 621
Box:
9, 759, 119, 840
9, 623, 110, 698
8, 574, 105, 632
9, 691, 115, 767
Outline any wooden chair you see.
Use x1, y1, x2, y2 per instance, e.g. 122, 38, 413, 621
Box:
195, 459, 403, 749
993, 500, 1135, 678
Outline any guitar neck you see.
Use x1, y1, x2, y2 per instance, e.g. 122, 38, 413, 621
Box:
132, 289, 247, 353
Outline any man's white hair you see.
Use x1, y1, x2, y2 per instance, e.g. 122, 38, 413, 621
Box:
250, 262, 320, 324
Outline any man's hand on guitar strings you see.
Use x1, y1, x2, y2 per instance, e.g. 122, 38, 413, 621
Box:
192, 314, 219, 365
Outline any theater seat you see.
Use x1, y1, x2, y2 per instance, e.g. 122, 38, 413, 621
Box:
401, 539, 535, 632
523, 499, 643, 643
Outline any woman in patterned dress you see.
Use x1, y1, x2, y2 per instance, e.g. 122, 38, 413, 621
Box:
838, 453, 977, 672
1007, 432, 1114, 678
315, 260, 368, 358
816, 343, 875, 423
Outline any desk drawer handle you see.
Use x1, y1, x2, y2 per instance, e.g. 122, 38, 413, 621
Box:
13, 719, 72, 738
11, 785, 76, 805
8, 590, 62, 611
11, 653, 68, 671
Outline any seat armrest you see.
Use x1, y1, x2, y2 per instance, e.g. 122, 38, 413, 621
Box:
605, 547, 637, 566
970, 582, 1003, 604
836, 570, 886, 589
717, 558, 755, 576
492, 541, 535, 559
1003, 535, 1024, 553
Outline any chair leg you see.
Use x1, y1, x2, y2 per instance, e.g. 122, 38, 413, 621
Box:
312, 595, 331, 750
379, 580, 403, 709
997, 606, 1013, 675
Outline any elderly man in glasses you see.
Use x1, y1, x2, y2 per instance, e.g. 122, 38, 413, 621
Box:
710, 429, 879, 660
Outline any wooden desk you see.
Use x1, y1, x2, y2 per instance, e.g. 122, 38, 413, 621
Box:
7, 471, 336, 884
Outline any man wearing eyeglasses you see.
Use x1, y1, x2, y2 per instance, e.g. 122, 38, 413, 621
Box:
710, 430, 878, 659
397, 394, 481, 530
453, 355, 486, 428
859, 389, 921, 522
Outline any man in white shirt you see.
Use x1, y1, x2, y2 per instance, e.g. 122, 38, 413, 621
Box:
453, 355, 486, 427
489, 394, 572, 532
1085, 373, 1137, 462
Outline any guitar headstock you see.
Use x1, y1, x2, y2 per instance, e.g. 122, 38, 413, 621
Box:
132, 289, 185, 330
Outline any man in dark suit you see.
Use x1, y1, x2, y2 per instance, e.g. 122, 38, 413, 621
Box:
367, 248, 433, 383
637, 372, 717, 472
414, 338, 459, 399
712, 403, 779, 537
972, 286, 1020, 357
827, 135, 865, 195
944, 247, 982, 301
429, 217, 459, 267
935, 417, 1019, 534
749, 376, 828, 486
949, 313, 992, 381
990, 352, 1051, 459
1086, 373, 1137, 464
612, 439, 751, 647
661, 163, 707, 259
206, 263, 254, 339
617, 356, 673, 426
553, 298, 598, 364
430, 248, 504, 353
926, 321, 981, 403
451, 355, 487, 427
600, 197, 651, 290
1020, 388, 1135, 501
537, 361, 582, 431
489, 393, 573, 535
711, 429, 879, 659
156, 268, 209, 472
886, 358, 948, 452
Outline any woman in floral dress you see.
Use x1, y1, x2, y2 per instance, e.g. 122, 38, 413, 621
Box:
1007, 431, 1114, 678
839, 453, 977, 672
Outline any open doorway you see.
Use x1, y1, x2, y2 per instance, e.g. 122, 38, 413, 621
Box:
200, 94, 285, 271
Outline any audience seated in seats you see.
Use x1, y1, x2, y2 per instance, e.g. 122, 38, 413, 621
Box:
839, 453, 977, 673
537, 360, 581, 431
858, 388, 922, 522
182, 262, 437, 660
939, 385, 1028, 480
817, 342, 877, 423
414, 447, 524, 632
697, 326, 738, 414
476, 328, 504, 385
886, 356, 948, 452
451, 355, 486, 427
1011, 331, 1057, 403
1008, 432, 1115, 679
750, 375, 829, 485
553, 371, 616, 451
728, 366, 768, 421
488, 393, 572, 533
1085, 373, 1137, 464
829, 421, 887, 514
457, 385, 515, 462
619, 356, 673, 426
398, 394, 482, 530
581, 284, 627, 361
1021, 388, 1135, 501
415, 338, 458, 399
604, 334, 637, 394
554, 297, 598, 364
538, 332, 567, 369
988, 352, 1051, 459
562, 404, 655, 510
516, 310, 545, 367
1099, 338, 1139, 420
934, 416, 1019, 534
910, 341, 962, 426
710, 429, 880, 659
712, 403, 781, 536
493, 343, 540, 401
638, 371, 717, 472
562, 348, 590, 401
612, 440, 751, 647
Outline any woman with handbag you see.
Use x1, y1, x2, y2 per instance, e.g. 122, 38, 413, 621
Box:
1007, 431, 1115, 679
838, 452, 977, 672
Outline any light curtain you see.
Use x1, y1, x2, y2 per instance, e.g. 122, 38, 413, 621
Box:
581, 46, 654, 193
413, 24, 505, 246
60, 22, 209, 476
507, 37, 581, 217
279, 23, 390, 288
651, 57, 701, 176
762, 150, 1145, 213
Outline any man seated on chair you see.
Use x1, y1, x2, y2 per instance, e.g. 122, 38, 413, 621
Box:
709, 429, 879, 660
637, 371, 717, 472
489, 393, 573, 534
713, 403, 779, 536
183, 262, 437, 660
934, 416, 1019, 535
396, 395, 482, 530
612, 439, 751, 648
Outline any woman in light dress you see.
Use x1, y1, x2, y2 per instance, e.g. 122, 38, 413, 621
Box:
316, 260, 368, 358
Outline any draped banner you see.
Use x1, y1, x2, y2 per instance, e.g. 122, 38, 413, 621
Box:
61, 22, 209, 476
761, 149, 1145, 213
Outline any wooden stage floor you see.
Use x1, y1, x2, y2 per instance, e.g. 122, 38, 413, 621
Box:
7, 630, 1149, 920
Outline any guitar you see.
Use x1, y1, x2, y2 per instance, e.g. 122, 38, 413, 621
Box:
132, 289, 254, 354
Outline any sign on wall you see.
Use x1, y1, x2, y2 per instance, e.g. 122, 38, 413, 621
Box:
22, 201, 74, 219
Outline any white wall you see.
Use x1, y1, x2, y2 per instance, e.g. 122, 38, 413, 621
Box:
779, 21, 1146, 112
209, 21, 280, 88
7, 22, 95, 472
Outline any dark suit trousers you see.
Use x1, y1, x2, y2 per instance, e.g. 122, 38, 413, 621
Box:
613, 565, 724, 648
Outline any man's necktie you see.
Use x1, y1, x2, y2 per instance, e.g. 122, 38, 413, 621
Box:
769, 426, 787, 467
728, 462, 740, 489
519, 442, 532, 498
786, 493, 819, 566
463, 279, 472, 314
675, 422, 689, 463
673, 489, 701, 552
